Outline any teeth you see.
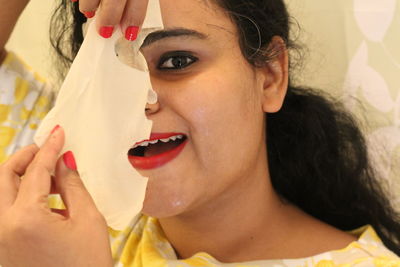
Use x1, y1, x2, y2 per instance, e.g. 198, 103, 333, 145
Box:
139, 141, 149, 147
133, 135, 186, 149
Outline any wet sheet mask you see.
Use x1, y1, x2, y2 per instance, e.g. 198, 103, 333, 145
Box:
34, 0, 163, 230
147, 87, 158, 104
115, 29, 159, 105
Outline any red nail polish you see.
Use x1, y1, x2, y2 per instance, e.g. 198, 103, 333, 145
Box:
63, 151, 77, 171
125, 26, 139, 41
71, 0, 78, 2
84, 11, 95, 18
99, 26, 114, 38
51, 125, 60, 134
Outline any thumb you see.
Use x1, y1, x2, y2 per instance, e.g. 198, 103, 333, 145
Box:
54, 151, 99, 218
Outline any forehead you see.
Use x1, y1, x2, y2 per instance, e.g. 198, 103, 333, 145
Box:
159, 0, 235, 34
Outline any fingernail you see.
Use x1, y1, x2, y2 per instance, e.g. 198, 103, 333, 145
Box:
63, 151, 77, 171
84, 11, 95, 18
71, 0, 78, 2
99, 26, 114, 38
51, 125, 60, 134
125, 26, 139, 41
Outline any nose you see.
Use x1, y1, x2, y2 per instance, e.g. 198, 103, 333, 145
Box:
145, 87, 160, 115
145, 100, 160, 116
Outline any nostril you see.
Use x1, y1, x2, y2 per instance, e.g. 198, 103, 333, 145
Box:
145, 101, 160, 115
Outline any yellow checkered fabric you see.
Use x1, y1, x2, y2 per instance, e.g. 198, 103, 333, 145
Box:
111, 215, 400, 266
0, 51, 55, 163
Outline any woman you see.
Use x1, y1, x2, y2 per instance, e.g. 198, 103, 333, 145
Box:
0, 0, 399, 266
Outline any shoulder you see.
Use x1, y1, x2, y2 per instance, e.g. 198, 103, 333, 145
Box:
0, 51, 55, 103
271, 225, 400, 267
285, 212, 400, 266
312, 226, 400, 266
0, 51, 56, 162
0, 51, 49, 90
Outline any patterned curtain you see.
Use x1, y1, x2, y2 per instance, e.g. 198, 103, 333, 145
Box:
287, 0, 400, 209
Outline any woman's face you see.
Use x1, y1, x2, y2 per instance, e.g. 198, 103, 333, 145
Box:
137, 0, 286, 218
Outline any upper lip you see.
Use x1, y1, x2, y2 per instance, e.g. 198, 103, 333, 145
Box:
133, 132, 187, 147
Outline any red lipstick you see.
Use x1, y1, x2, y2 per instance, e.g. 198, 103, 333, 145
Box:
128, 133, 187, 170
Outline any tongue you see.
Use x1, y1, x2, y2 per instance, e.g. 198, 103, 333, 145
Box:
145, 140, 182, 157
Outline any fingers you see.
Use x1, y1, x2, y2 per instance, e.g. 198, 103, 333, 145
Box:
78, 0, 100, 18
121, 0, 149, 41
77, 0, 148, 40
16, 126, 65, 205
54, 152, 99, 218
0, 145, 39, 212
96, 0, 128, 38
0, 144, 39, 177
51, 208, 69, 217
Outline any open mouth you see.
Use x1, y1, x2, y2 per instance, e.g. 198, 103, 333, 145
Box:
128, 133, 188, 170
128, 134, 187, 157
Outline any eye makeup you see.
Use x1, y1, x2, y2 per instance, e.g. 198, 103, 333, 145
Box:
157, 51, 199, 70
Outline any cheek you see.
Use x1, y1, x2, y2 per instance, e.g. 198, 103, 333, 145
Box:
181, 70, 258, 131
174, 68, 255, 122
171, 67, 261, 164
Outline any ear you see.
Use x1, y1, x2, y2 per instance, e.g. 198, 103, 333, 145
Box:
258, 36, 289, 113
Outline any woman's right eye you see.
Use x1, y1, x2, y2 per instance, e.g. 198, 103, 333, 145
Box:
157, 51, 198, 70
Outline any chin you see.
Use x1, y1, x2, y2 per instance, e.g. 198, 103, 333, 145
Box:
141, 205, 182, 219
141, 192, 188, 218
139, 172, 191, 218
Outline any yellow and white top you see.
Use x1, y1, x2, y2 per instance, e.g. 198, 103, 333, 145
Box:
1, 52, 399, 266
112, 215, 400, 267
0, 52, 55, 163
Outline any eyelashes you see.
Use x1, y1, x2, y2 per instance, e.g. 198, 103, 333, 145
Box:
157, 51, 199, 71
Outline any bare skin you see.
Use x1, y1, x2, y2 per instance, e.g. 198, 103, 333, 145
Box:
162, 204, 357, 261
0, 127, 113, 267
77, 0, 149, 38
0, 48, 6, 65
0, 0, 29, 64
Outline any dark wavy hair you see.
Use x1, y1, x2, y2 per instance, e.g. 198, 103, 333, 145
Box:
50, 0, 400, 255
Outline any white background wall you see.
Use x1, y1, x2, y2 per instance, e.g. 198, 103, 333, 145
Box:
6, 0, 55, 81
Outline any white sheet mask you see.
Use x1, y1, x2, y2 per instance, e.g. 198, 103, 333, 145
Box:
147, 88, 158, 104
114, 29, 159, 105
114, 28, 155, 72
34, 0, 163, 230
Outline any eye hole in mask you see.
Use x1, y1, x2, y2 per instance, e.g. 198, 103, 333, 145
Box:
83, 21, 158, 103
114, 28, 159, 104
114, 28, 158, 72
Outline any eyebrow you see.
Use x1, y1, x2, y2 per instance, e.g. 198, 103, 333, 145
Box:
141, 28, 208, 48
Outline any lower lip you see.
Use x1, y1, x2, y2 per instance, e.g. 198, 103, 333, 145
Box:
128, 139, 188, 170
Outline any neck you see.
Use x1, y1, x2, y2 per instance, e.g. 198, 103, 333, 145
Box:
158, 152, 298, 262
